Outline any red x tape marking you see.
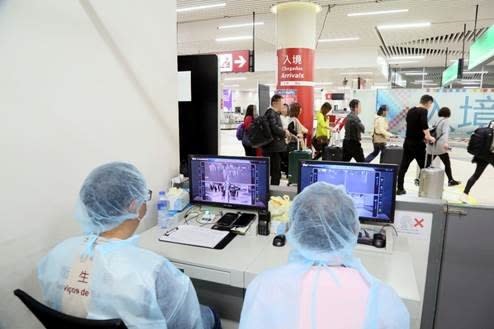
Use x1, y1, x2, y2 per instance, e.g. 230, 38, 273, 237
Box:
414, 218, 425, 228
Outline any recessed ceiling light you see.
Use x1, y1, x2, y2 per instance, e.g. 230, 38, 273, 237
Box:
389, 56, 425, 60
319, 37, 360, 42
378, 22, 431, 30
403, 71, 428, 76
340, 72, 373, 75
216, 35, 252, 42
460, 81, 482, 85
348, 9, 408, 17
388, 60, 420, 64
224, 77, 247, 81
177, 2, 226, 13
218, 22, 264, 29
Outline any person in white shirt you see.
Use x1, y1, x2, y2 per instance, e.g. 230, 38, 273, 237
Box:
280, 103, 291, 130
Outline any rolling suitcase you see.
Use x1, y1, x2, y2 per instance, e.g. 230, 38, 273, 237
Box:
418, 152, 444, 199
380, 144, 404, 169
419, 167, 444, 199
322, 134, 343, 161
288, 140, 312, 185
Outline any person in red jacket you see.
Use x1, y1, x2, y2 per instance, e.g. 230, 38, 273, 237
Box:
242, 104, 256, 156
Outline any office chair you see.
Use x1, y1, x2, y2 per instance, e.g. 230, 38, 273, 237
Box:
13, 289, 128, 329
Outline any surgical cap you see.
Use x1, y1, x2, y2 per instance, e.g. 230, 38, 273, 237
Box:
76, 162, 148, 234
287, 182, 360, 262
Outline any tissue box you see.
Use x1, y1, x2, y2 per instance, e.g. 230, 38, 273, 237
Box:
165, 188, 190, 211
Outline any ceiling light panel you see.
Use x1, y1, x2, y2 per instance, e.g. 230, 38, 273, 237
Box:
177, 2, 226, 13
216, 35, 252, 42
348, 9, 408, 17
378, 22, 431, 30
218, 22, 264, 29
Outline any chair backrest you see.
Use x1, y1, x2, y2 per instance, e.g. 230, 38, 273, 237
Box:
13, 289, 128, 329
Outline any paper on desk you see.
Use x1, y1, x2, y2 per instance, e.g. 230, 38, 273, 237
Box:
159, 225, 229, 248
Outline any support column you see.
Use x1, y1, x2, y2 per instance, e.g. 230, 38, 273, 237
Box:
272, 2, 320, 145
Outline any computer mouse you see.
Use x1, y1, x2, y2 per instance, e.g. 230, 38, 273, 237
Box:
273, 234, 286, 247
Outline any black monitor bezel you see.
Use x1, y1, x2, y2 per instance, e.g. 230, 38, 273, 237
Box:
188, 155, 271, 211
297, 160, 398, 224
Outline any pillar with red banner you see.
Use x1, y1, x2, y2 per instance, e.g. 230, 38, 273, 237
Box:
272, 2, 320, 146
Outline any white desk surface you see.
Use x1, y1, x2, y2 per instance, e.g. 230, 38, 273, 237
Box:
139, 214, 420, 303
245, 235, 421, 303
139, 224, 266, 288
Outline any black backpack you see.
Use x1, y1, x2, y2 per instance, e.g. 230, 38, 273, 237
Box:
247, 114, 273, 148
467, 121, 494, 158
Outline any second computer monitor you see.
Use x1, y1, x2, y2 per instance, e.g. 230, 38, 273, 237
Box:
189, 155, 270, 210
298, 161, 398, 223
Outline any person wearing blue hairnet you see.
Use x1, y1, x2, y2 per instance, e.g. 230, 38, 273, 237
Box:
239, 182, 409, 329
38, 162, 221, 329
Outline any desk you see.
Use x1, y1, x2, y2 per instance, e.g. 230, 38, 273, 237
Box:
139, 214, 421, 322
245, 234, 421, 303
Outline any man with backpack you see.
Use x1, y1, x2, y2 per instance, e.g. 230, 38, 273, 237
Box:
396, 95, 436, 195
461, 121, 494, 203
260, 94, 289, 185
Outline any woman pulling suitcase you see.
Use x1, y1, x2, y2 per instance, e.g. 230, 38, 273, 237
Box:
425, 107, 460, 186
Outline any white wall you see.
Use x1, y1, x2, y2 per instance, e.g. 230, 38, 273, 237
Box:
0, 1, 178, 328
232, 90, 258, 112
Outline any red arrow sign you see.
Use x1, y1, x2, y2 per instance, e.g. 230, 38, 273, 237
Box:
218, 50, 250, 73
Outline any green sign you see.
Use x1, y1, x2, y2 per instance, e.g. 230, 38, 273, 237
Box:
468, 24, 494, 70
442, 59, 462, 87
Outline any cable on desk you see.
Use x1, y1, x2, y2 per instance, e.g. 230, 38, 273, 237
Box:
378, 224, 398, 236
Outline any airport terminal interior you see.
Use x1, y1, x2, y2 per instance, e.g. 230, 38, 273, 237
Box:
2, 0, 494, 329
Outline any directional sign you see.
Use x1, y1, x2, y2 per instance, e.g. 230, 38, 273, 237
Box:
218, 50, 251, 73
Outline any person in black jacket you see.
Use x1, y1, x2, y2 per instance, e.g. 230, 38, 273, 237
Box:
396, 94, 436, 195
263, 94, 289, 185
342, 99, 366, 162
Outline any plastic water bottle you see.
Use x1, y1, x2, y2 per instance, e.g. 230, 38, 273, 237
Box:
157, 191, 171, 229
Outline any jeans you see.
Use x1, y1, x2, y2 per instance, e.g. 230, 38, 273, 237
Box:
365, 143, 386, 163
342, 140, 365, 162
263, 151, 282, 185
397, 139, 426, 190
200, 305, 222, 329
426, 153, 455, 181
464, 156, 494, 194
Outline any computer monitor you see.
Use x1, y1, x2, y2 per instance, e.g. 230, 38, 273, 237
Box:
189, 155, 270, 210
298, 161, 397, 223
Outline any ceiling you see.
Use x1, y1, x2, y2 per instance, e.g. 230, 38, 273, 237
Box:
177, 0, 494, 89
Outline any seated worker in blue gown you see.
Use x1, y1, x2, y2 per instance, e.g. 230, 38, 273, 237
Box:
38, 162, 221, 329
239, 182, 409, 329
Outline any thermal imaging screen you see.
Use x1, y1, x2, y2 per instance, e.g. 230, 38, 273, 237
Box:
299, 162, 397, 222
189, 156, 269, 209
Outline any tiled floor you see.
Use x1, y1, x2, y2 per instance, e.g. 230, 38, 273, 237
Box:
220, 130, 494, 206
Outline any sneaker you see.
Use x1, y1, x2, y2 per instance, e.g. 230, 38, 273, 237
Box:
459, 193, 469, 204
396, 189, 407, 195
448, 180, 461, 187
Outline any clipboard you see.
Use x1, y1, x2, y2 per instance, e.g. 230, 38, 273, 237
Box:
158, 225, 237, 250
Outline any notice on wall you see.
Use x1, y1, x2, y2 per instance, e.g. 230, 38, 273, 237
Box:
394, 210, 433, 240
178, 71, 191, 102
